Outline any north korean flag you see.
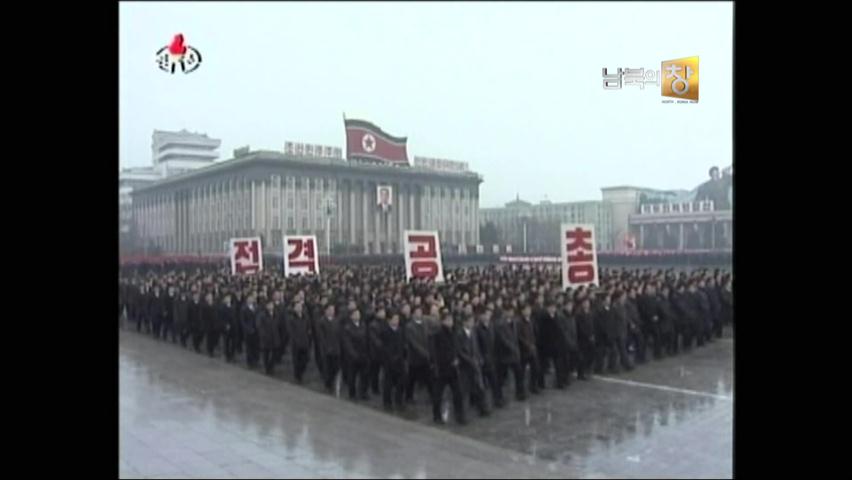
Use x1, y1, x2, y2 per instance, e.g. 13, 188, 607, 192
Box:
345, 118, 409, 165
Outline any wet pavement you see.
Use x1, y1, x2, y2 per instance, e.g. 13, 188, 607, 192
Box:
120, 326, 732, 478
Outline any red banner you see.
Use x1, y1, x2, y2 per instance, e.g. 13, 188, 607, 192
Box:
345, 118, 408, 165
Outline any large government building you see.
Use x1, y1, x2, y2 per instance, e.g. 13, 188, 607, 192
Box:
131, 145, 482, 255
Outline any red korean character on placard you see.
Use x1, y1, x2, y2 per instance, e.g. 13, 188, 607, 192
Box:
288, 238, 317, 272
234, 240, 260, 274
409, 234, 439, 279
566, 227, 596, 283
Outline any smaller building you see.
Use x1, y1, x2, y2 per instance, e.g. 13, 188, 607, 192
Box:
480, 196, 613, 253
151, 129, 221, 177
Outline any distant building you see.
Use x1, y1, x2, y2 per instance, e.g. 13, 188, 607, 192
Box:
480, 195, 614, 253
151, 129, 221, 177
482, 170, 731, 254
120, 130, 222, 250
130, 147, 482, 255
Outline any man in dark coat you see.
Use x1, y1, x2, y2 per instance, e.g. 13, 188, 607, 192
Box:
257, 299, 281, 375
173, 290, 190, 348
380, 311, 408, 411
233, 290, 245, 355
367, 307, 386, 396
202, 292, 222, 357
405, 306, 433, 403
575, 294, 595, 380
537, 301, 567, 390
690, 281, 710, 347
311, 298, 328, 378
240, 294, 260, 368
476, 309, 501, 407
517, 304, 542, 394
273, 291, 289, 364
637, 285, 662, 360
593, 291, 610, 373
220, 293, 239, 362
135, 284, 150, 333
317, 304, 342, 392
657, 285, 677, 356
342, 309, 370, 400
429, 310, 466, 425
608, 291, 634, 372
706, 278, 724, 339
150, 285, 164, 339
287, 300, 312, 383
720, 278, 733, 328
558, 298, 580, 388
672, 283, 696, 350
494, 308, 524, 400
189, 291, 205, 353
160, 286, 175, 342
456, 312, 489, 417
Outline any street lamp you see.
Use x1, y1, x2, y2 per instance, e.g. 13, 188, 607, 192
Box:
325, 194, 337, 256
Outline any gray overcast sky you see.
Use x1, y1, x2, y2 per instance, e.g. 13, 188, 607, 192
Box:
119, 1, 733, 208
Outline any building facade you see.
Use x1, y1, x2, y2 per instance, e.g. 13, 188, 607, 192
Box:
151, 129, 221, 177
628, 200, 732, 251
131, 150, 482, 255
480, 197, 614, 253
121, 130, 222, 237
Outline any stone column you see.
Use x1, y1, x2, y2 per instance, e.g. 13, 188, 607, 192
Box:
362, 181, 369, 254
678, 223, 684, 251
639, 224, 645, 250
410, 185, 416, 230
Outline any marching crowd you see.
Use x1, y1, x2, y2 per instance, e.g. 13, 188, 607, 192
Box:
119, 264, 733, 425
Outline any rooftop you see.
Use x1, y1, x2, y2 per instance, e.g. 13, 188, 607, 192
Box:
133, 149, 482, 194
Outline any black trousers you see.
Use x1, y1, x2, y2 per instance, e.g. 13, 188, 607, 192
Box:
291, 347, 309, 382
245, 334, 260, 367
323, 354, 340, 391
235, 327, 244, 354
406, 363, 434, 402
645, 324, 662, 359
630, 326, 646, 363
383, 366, 407, 409
313, 334, 324, 376
262, 349, 276, 375
432, 369, 465, 423
594, 336, 609, 373
608, 337, 633, 372
152, 318, 162, 339
713, 315, 724, 338
537, 353, 551, 389
162, 321, 175, 342
368, 358, 383, 394
206, 331, 220, 357
178, 326, 190, 348
553, 352, 570, 388
578, 340, 595, 378
520, 354, 541, 393
224, 330, 238, 361
683, 322, 698, 350
277, 327, 289, 361
497, 362, 524, 399
481, 363, 501, 406
346, 359, 370, 399
192, 330, 204, 353
460, 366, 488, 415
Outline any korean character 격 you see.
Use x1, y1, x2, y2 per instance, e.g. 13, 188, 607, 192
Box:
602, 68, 623, 89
